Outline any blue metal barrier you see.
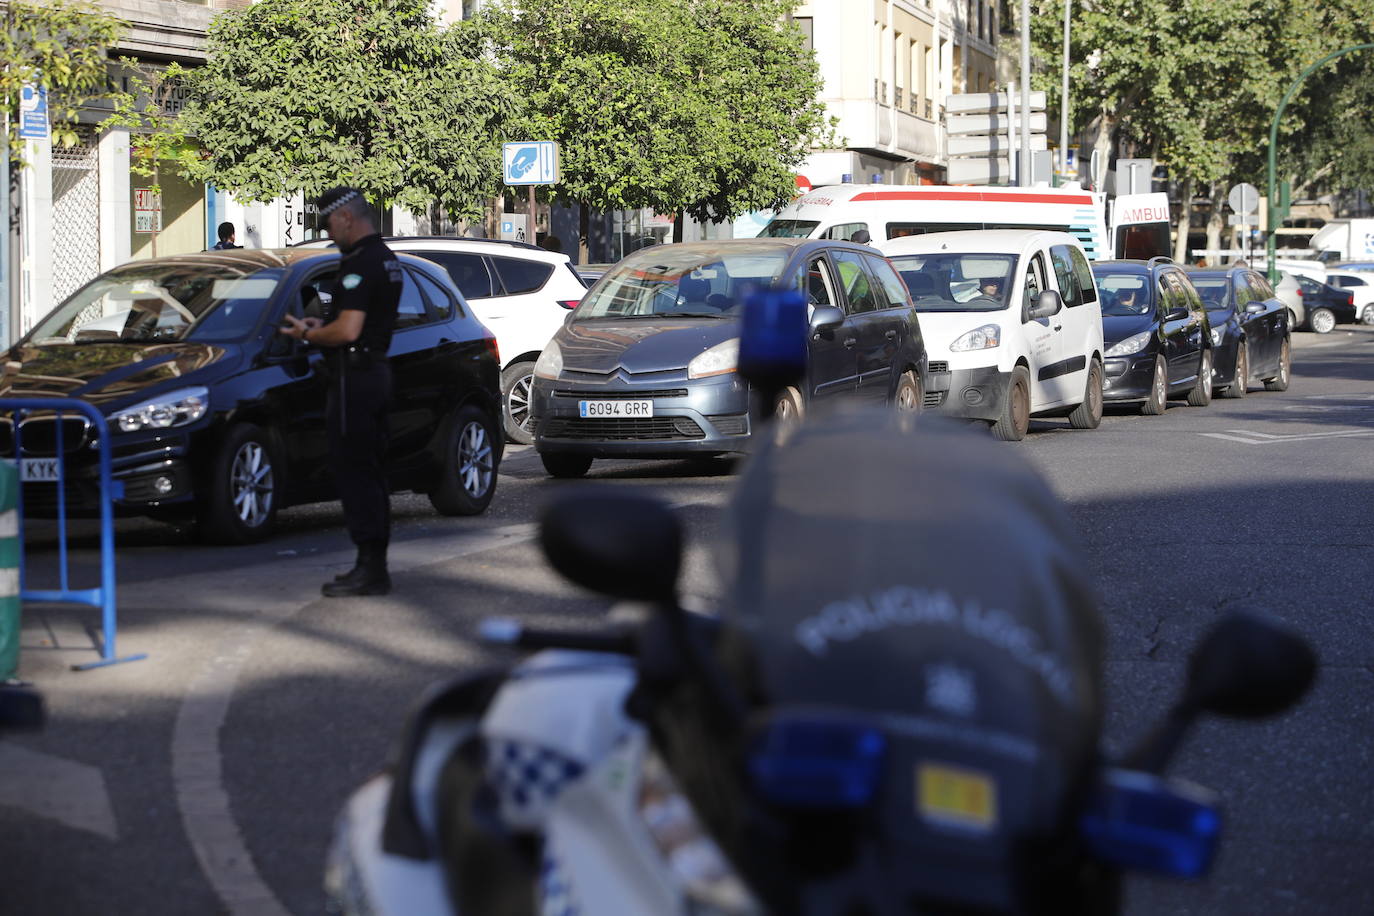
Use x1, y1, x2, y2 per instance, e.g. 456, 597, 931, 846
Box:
0, 397, 146, 671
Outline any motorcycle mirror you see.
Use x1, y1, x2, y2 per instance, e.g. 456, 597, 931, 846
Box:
1182, 611, 1317, 719
539, 488, 681, 602
1123, 611, 1316, 774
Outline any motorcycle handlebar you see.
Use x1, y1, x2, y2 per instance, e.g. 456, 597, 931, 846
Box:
478, 617, 636, 655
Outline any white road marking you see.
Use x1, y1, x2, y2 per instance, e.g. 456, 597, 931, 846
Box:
0, 743, 119, 840
170, 520, 545, 916
170, 502, 711, 915
1201, 427, 1374, 445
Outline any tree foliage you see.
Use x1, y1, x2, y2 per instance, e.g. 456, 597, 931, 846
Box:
178, 0, 516, 221
0, 0, 126, 161
471, 0, 834, 222
1027, 0, 1373, 195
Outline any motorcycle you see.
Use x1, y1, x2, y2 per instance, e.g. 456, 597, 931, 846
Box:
325, 410, 1316, 916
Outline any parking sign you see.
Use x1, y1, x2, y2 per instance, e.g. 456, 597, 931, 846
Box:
503, 141, 559, 186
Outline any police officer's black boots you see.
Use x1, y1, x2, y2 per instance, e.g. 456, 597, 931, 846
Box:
322, 542, 390, 597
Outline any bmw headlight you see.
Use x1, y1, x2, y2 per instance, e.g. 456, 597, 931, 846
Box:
688, 339, 739, 380
1105, 332, 1152, 357
110, 387, 208, 433
533, 340, 564, 380
638, 749, 761, 915
949, 324, 1001, 352
1210, 327, 1224, 347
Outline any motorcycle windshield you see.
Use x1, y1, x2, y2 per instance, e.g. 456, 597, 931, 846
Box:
706, 408, 1105, 910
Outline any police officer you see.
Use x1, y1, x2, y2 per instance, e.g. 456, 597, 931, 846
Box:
280, 187, 401, 596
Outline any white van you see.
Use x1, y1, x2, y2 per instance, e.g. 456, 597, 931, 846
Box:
877, 230, 1105, 441
761, 183, 1110, 260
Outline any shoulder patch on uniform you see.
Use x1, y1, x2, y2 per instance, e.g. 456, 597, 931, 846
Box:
341, 273, 363, 290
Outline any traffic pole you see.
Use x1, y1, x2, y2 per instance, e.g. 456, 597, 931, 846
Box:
0, 458, 19, 680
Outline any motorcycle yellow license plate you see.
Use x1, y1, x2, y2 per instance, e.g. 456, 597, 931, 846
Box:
917, 763, 998, 831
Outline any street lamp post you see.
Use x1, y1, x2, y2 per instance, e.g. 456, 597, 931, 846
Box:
1267, 43, 1374, 283
1060, 0, 1071, 183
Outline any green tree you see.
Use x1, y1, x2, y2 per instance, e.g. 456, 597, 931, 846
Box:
472, 0, 833, 242
177, 0, 516, 222
1027, 0, 1339, 260
1, 0, 126, 161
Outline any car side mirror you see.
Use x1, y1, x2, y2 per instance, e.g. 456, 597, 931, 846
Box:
1245, 302, 1266, 314
1164, 306, 1190, 322
1026, 289, 1063, 321
809, 304, 845, 333
540, 488, 681, 602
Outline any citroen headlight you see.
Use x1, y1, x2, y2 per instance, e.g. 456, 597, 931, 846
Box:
638, 750, 761, 915
533, 340, 564, 380
949, 324, 1001, 352
1210, 327, 1224, 347
1105, 331, 1152, 357
110, 387, 208, 433
687, 339, 739, 379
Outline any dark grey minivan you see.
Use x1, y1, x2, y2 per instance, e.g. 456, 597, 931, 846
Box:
529, 239, 927, 477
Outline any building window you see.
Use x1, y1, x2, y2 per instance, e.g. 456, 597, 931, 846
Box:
794, 16, 813, 53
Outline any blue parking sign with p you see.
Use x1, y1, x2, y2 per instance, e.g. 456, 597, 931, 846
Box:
504, 141, 559, 186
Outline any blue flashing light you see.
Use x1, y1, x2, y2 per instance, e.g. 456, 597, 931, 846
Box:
738, 287, 808, 388
748, 717, 888, 809
1080, 769, 1222, 878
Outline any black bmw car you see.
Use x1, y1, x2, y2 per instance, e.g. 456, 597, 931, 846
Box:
1186, 266, 1292, 398
1, 249, 502, 543
529, 239, 927, 477
1091, 258, 1215, 415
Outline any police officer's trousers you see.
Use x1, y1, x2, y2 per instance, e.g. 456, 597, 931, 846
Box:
325, 360, 393, 547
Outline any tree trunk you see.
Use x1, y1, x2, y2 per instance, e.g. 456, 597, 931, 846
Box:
1173, 176, 1193, 263
578, 203, 590, 264
1204, 181, 1227, 266
672, 210, 684, 244
1092, 111, 1116, 192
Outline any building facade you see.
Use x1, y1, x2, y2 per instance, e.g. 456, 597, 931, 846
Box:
791, 0, 999, 188
10, 0, 310, 343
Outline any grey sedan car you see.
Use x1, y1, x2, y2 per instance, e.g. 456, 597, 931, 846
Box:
529, 239, 928, 477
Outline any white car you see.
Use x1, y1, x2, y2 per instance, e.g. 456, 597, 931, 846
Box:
878, 229, 1105, 441
1323, 270, 1374, 325
299, 237, 589, 442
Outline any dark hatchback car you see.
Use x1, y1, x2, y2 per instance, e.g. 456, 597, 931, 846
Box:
1186, 267, 1292, 397
1090, 258, 1215, 414
1, 249, 503, 543
1294, 274, 1358, 333
529, 239, 927, 477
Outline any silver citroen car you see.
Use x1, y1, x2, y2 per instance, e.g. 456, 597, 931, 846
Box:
528, 239, 928, 477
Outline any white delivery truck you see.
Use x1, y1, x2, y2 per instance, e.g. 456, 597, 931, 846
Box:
761, 183, 1112, 260
1307, 219, 1374, 263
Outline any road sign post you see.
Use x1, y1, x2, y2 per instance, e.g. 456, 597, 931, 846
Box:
945, 91, 1047, 186
503, 141, 559, 245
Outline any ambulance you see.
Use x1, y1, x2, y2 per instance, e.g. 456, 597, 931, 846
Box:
760, 183, 1112, 260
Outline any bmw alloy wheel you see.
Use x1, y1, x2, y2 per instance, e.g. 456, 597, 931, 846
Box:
1311, 308, 1337, 334
230, 442, 274, 528
458, 419, 494, 499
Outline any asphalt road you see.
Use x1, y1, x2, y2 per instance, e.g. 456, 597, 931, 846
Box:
4, 326, 1373, 915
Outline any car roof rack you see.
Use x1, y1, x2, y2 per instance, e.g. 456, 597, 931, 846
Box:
1146, 256, 1175, 268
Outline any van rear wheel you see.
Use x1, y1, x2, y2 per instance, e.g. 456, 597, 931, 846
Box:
1068, 359, 1103, 429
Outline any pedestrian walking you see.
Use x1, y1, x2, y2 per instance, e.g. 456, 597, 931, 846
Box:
279, 187, 402, 596
212, 222, 241, 250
